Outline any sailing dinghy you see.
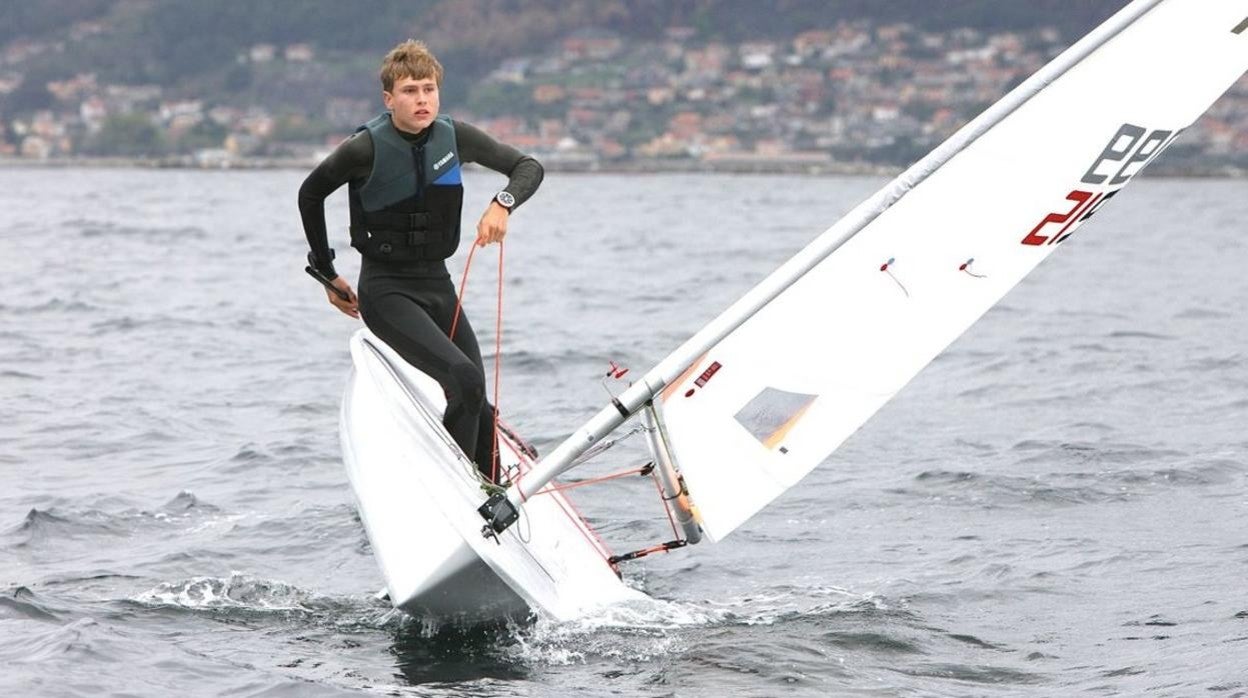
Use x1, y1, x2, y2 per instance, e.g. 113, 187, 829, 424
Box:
342, 0, 1248, 620
341, 328, 646, 620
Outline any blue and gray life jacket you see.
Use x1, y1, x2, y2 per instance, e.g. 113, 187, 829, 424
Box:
348, 113, 464, 262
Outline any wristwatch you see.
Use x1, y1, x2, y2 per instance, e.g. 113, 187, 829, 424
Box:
494, 190, 516, 211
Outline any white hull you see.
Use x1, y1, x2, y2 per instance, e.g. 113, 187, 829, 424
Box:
340, 328, 645, 621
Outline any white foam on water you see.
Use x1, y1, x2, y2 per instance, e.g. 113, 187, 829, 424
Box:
131, 572, 314, 611
504, 584, 881, 666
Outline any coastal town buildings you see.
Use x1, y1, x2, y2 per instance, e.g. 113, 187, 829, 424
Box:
2, 20, 1246, 172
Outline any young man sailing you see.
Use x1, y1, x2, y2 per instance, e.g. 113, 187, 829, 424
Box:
298, 40, 543, 479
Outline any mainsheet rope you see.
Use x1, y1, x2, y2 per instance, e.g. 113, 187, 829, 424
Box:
448, 239, 505, 483
450, 240, 680, 568
490, 242, 504, 482
449, 239, 629, 567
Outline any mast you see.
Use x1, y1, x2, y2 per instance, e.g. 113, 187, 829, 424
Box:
504, 0, 1165, 506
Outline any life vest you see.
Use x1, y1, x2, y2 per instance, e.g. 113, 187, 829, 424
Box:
348, 113, 464, 262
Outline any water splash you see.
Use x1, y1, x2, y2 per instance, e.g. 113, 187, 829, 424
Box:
132, 572, 315, 612
505, 584, 888, 666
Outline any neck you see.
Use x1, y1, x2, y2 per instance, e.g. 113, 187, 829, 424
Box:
390, 114, 431, 139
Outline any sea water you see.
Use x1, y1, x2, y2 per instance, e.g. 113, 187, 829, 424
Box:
2, 167, 1246, 696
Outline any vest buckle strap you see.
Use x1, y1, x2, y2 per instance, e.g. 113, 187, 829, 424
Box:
358, 210, 442, 232
408, 212, 433, 230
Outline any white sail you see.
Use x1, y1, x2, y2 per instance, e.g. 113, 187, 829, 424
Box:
651, 1, 1248, 541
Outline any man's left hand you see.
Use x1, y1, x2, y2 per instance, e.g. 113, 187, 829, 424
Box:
476, 201, 509, 246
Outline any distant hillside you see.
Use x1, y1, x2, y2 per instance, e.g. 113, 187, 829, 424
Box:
16, 0, 1202, 170
0, 1, 113, 44
3, 1, 1127, 99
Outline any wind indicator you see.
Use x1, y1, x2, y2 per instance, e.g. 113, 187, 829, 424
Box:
880, 257, 910, 297
959, 257, 987, 278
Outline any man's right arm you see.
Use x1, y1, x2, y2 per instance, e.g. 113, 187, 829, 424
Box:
297, 130, 374, 280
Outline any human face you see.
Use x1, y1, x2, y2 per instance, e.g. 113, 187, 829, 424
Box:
383, 76, 440, 134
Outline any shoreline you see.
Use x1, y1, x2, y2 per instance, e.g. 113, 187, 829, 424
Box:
0, 155, 901, 175
0, 155, 1244, 178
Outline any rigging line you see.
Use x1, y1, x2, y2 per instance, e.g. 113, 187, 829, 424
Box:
452, 241, 617, 564
608, 540, 687, 566
568, 424, 649, 466
448, 241, 479, 342
493, 419, 533, 501
449, 239, 505, 483
509, 430, 620, 565
541, 480, 616, 564
506, 433, 616, 564
514, 493, 532, 544
491, 240, 505, 484
533, 465, 650, 495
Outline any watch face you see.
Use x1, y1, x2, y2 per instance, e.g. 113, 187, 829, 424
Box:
496, 191, 516, 208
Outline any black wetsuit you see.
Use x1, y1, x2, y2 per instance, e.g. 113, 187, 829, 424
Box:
298, 118, 543, 472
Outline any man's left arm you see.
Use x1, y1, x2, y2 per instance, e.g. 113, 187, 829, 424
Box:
454, 120, 544, 245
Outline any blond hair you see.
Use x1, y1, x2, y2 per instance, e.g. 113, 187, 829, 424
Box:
380, 39, 444, 91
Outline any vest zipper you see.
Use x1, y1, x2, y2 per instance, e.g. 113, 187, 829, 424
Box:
413, 144, 425, 199
410, 143, 426, 247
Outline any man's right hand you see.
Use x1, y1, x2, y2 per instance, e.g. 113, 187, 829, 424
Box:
326, 276, 360, 319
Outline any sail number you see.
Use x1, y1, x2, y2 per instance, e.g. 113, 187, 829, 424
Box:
1021, 123, 1180, 246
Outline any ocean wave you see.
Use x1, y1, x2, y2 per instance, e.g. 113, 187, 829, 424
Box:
5, 491, 222, 548
889, 661, 1044, 686
901, 469, 1129, 507
0, 586, 60, 623
1009, 439, 1186, 466
0, 617, 107, 665
8, 508, 130, 544
1184, 353, 1243, 372
1173, 307, 1232, 320
820, 629, 923, 655
71, 221, 207, 240
897, 449, 1239, 510
1106, 330, 1177, 341
217, 503, 366, 558
0, 298, 102, 315
226, 444, 277, 467
88, 314, 218, 335
1076, 460, 1241, 487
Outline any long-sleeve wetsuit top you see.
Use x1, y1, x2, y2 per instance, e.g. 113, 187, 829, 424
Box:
298, 118, 544, 280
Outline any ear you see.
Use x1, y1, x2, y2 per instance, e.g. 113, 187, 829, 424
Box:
382, 90, 395, 111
